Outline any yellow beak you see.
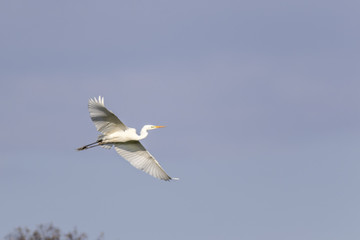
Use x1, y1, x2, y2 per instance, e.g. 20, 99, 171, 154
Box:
155, 126, 166, 128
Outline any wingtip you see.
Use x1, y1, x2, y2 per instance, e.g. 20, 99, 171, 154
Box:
88, 96, 104, 105
171, 177, 180, 181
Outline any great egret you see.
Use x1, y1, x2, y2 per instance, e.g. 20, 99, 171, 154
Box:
77, 96, 178, 181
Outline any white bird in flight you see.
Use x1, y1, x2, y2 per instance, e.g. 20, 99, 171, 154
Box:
77, 96, 178, 181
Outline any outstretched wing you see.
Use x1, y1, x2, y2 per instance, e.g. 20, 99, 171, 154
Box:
88, 96, 128, 134
114, 141, 173, 181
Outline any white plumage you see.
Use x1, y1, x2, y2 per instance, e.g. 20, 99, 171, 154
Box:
78, 96, 177, 181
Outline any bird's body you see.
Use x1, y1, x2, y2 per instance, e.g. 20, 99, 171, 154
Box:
78, 96, 177, 181
101, 128, 140, 142
99, 125, 153, 143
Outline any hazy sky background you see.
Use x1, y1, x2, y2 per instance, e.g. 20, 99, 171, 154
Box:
1, 1, 359, 239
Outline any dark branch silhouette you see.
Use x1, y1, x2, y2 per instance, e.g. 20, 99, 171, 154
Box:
4, 223, 103, 240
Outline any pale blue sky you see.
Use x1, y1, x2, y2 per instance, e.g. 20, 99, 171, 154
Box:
1, 1, 359, 239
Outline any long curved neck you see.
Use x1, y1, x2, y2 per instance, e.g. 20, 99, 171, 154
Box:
137, 126, 150, 140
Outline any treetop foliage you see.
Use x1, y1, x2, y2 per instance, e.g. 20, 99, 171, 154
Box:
4, 224, 103, 240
